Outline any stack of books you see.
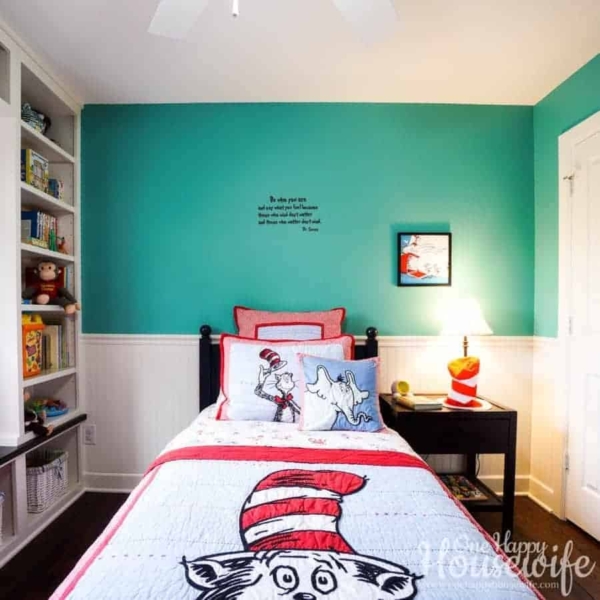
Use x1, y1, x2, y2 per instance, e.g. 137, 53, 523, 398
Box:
21, 210, 59, 251
41, 319, 76, 371
393, 393, 443, 411
439, 475, 488, 501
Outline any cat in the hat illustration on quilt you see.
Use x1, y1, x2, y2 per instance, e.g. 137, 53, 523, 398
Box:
182, 469, 422, 599
254, 348, 301, 423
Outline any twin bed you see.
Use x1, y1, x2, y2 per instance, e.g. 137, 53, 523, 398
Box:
51, 321, 542, 600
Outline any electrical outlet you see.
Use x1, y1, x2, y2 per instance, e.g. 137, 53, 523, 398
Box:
83, 424, 96, 445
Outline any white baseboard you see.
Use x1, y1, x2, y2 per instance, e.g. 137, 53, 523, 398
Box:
478, 474, 530, 496
528, 475, 556, 514
84, 472, 143, 492
527, 491, 556, 515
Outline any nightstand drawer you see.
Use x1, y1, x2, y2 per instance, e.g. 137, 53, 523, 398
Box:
393, 417, 510, 454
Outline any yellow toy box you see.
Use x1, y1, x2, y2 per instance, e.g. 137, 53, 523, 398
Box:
22, 314, 45, 377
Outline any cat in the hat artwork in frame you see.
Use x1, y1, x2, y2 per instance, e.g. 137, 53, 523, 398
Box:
254, 348, 301, 422
182, 468, 422, 599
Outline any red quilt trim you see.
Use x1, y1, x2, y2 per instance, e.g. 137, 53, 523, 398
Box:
146, 446, 430, 475
51, 468, 160, 600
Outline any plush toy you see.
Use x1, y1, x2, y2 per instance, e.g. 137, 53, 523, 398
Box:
57, 237, 69, 254
24, 391, 54, 437
22, 261, 80, 315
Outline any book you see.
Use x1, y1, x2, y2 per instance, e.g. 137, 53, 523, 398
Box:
439, 475, 488, 501
43, 325, 60, 370
393, 393, 443, 411
63, 265, 73, 294
21, 149, 49, 193
21, 219, 32, 242
21, 210, 40, 240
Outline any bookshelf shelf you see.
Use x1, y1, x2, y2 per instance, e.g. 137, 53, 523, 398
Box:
20, 243, 75, 264
21, 367, 77, 388
0, 413, 86, 468
21, 304, 68, 314
19, 409, 84, 445
21, 182, 75, 215
20, 121, 75, 164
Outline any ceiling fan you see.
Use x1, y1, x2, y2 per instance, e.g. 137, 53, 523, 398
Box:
148, 0, 399, 43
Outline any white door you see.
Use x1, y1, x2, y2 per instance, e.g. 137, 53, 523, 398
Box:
565, 116, 600, 541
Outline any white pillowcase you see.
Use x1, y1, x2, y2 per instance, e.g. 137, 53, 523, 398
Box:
217, 334, 354, 423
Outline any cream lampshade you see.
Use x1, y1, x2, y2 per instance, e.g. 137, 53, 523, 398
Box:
440, 298, 493, 357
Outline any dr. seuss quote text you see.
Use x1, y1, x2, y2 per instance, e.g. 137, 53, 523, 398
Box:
257, 196, 321, 233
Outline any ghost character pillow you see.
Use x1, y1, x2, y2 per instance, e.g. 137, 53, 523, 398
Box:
299, 355, 384, 432
217, 335, 355, 423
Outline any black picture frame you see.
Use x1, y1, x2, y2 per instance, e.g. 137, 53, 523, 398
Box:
397, 232, 452, 287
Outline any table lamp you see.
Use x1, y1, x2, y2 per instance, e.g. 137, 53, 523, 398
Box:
440, 298, 493, 409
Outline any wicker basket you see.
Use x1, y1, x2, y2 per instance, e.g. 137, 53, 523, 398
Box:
26, 450, 68, 513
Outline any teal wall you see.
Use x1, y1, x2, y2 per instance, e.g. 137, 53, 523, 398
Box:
533, 54, 600, 336
82, 103, 534, 335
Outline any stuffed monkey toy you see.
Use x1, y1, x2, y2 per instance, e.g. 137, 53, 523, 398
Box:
22, 261, 80, 315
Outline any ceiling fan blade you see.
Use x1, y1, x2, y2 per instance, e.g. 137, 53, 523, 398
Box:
148, 0, 210, 40
331, 0, 399, 44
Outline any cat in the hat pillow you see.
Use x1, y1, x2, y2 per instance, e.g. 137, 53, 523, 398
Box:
254, 348, 301, 423
182, 469, 422, 599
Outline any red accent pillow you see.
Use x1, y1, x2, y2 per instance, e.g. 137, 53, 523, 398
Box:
234, 306, 346, 340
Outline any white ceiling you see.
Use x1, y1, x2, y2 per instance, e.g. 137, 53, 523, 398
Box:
1, 0, 599, 106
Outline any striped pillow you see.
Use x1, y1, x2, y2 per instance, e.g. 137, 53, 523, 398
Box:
234, 306, 346, 340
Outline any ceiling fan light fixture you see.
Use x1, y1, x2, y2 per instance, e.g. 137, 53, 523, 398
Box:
232, 0, 239, 18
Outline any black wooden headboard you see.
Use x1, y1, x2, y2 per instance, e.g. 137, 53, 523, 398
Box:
198, 325, 379, 412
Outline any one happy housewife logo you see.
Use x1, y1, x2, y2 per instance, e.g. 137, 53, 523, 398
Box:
417, 532, 596, 597
182, 469, 422, 599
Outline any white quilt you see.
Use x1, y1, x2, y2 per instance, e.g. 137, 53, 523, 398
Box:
52, 407, 541, 600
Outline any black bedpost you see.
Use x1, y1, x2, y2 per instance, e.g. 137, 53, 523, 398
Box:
365, 327, 378, 358
199, 325, 212, 411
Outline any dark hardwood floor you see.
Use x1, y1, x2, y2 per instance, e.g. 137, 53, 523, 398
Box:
0, 493, 128, 600
477, 500, 600, 600
0, 493, 598, 599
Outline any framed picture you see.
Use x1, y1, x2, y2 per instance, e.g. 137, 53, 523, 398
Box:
397, 232, 452, 286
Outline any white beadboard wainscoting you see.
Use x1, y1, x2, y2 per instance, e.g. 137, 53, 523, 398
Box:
82, 334, 540, 501
530, 336, 565, 516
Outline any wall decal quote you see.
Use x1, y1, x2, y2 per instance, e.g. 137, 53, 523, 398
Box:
257, 196, 321, 233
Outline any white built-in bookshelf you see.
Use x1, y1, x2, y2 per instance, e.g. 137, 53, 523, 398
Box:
0, 22, 85, 567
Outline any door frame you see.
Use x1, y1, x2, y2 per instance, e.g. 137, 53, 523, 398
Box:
557, 110, 600, 519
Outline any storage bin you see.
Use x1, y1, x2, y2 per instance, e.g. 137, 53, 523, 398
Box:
26, 450, 68, 513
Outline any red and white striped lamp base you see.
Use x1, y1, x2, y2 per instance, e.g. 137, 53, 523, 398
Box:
446, 356, 485, 409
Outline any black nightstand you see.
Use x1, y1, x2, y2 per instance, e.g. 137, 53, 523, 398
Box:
380, 394, 517, 539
